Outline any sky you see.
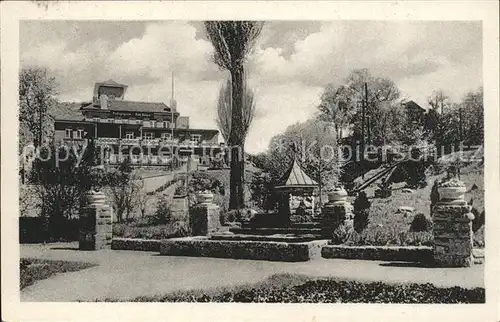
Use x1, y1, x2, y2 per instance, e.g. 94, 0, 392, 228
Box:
20, 20, 482, 153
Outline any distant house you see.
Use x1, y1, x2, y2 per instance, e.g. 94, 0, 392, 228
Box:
403, 100, 426, 125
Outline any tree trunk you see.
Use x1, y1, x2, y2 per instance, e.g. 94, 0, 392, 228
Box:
228, 66, 245, 210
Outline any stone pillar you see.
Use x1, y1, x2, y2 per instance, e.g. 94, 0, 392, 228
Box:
321, 187, 354, 238
189, 192, 220, 236
432, 180, 474, 267
79, 191, 113, 250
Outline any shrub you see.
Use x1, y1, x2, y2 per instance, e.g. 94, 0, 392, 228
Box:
471, 207, 484, 233
146, 197, 172, 226
331, 224, 355, 245
174, 185, 188, 196
353, 191, 371, 233
127, 277, 485, 303
410, 213, 431, 232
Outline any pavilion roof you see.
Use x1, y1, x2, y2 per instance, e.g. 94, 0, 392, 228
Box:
275, 159, 318, 190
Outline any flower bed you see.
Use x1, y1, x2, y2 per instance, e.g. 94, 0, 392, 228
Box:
126, 276, 484, 303
20, 258, 97, 290
321, 245, 433, 262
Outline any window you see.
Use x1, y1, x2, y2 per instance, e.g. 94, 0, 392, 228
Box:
144, 132, 154, 139
65, 128, 72, 138
191, 134, 202, 144
74, 129, 84, 139
150, 120, 156, 128
164, 121, 170, 129
161, 132, 172, 140
125, 132, 134, 139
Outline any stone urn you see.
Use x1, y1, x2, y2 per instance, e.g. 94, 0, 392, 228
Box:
438, 179, 466, 202
328, 187, 348, 203
197, 191, 214, 204
86, 190, 106, 205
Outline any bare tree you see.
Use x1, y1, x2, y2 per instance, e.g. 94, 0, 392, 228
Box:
135, 178, 151, 218
19, 68, 58, 150
204, 21, 264, 210
216, 78, 256, 143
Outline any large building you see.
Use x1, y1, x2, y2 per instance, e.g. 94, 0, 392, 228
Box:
51, 80, 223, 167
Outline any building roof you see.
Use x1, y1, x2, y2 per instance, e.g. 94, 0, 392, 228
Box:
404, 100, 425, 112
275, 159, 318, 189
82, 100, 172, 113
49, 102, 86, 121
97, 79, 128, 88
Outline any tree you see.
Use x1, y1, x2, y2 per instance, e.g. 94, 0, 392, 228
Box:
108, 159, 138, 222
135, 178, 150, 218
19, 68, 58, 150
204, 21, 264, 210
28, 142, 105, 240
216, 77, 256, 143
318, 69, 402, 148
264, 119, 340, 205
460, 87, 484, 146
318, 84, 356, 139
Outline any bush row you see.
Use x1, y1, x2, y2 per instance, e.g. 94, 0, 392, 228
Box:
133, 279, 484, 303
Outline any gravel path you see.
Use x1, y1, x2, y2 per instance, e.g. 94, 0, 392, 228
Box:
20, 243, 484, 302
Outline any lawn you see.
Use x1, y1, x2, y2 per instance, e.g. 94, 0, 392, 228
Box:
116, 273, 484, 303
20, 258, 97, 290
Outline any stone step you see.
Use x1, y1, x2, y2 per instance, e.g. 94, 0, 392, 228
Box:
210, 233, 319, 243
229, 227, 323, 236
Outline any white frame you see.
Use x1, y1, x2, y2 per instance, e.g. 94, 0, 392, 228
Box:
191, 134, 202, 144
64, 128, 72, 138
161, 132, 172, 140
125, 131, 135, 139
144, 132, 154, 139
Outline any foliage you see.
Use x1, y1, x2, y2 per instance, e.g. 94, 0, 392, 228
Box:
345, 226, 433, 247
249, 172, 279, 211
112, 221, 189, 239
147, 197, 172, 225
262, 118, 341, 205
27, 143, 105, 239
410, 213, 432, 232
331, 224, 355, 245
425, 87, 483, 148
174, 184, 188, 196
128, 275, 484, 303
107, 159, 139, 223
20, 258, 96, 290
353, 191, 371, 232
19, 68, 58, 151
204, 21, 264, 210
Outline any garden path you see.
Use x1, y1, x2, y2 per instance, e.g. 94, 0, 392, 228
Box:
20, 243, 483, 302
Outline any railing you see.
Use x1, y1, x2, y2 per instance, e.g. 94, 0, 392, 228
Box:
93, 137, 219, 148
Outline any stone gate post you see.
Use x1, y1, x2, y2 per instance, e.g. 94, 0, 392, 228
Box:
79, 190, 113, 250
432, 179, 474, 267
321, 187, 354, 238
189, 192, 220, 236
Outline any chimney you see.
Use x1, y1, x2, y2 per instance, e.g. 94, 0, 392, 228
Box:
100, 94, 108, 109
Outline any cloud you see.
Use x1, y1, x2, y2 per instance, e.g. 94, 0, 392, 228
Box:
20, 20, 482, 153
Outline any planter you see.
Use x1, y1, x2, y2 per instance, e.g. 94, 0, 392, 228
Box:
86, 191, 106, 205
197, 192, 214, 204
328, 187, 347, 203
438, 186, 466, 201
